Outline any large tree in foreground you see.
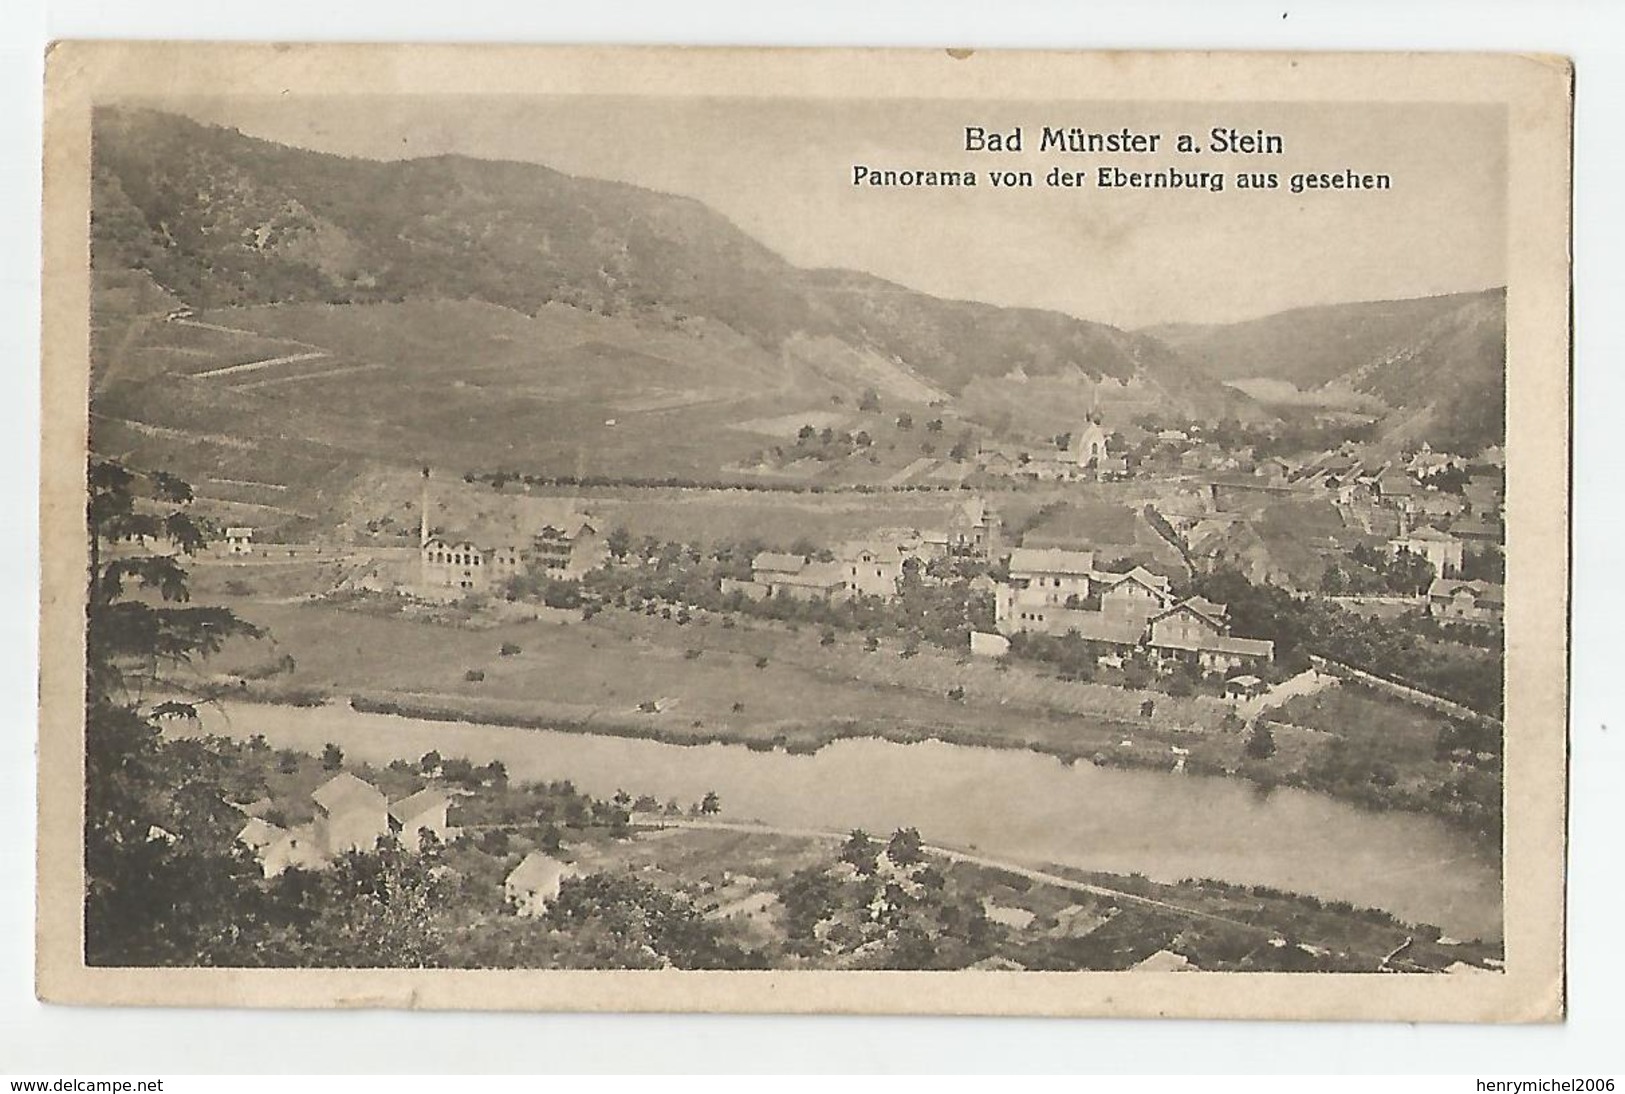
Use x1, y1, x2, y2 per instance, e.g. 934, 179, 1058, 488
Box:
83, 459, 266, 965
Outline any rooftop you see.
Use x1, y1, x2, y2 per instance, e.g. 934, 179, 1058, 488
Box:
311, 772, 386, 816
1009, 547, 1096, 576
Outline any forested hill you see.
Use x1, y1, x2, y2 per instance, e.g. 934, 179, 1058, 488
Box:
1146, 288, 1506, 452
90, 106, 1254, 419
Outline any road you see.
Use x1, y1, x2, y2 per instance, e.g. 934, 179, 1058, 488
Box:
631, 815, 1434, 971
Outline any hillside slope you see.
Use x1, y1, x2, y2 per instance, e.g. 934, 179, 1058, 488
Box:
90, 106, 1253, 422
1148, 289, 1506, 451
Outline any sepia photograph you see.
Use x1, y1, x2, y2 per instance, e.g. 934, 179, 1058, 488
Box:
35, 44, 1571, 1021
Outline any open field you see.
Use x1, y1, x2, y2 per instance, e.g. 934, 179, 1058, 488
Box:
189, 586, 1502, 845
202, 596, 1241, 771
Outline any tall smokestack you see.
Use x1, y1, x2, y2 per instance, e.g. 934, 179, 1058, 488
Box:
420, 465, 431, 549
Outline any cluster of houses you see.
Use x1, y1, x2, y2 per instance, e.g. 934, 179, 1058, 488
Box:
234, 770, 582, 917
992, 547, 1275, 675
724, 498, 1001, 603
236, 772, 455, 879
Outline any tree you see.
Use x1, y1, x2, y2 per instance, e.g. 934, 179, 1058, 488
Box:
840, 830, 880, 875
606, 527, 632, 560
858, 387, 882, 412
292, 835, 451, 967
84, 460, 266, 966
895, 413, 914, 431
700, 791, 722, 815
1320, 564, 1348, 595
1244, 723, 1277, 760
321, 742, 344, 771
886, 827, 924, 867
1387, 549, 1436, 597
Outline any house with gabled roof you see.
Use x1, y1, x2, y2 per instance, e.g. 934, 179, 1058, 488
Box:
1427, 577, 1505, 624
1098, 567, 1173, 629
945, 497, 1000, 557
1374, 471, 1417, 514
1147, 598, 1274, 675
312, 772, 390, 856
389, 787, 455, 851
748, 551, 850, 601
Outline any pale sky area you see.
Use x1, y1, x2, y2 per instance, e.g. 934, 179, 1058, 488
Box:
152, 95, 1506, 329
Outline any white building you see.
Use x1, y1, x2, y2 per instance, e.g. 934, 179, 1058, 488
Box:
505, 851, 578, 917
1389, 526, 1464, 577
223, 526, 254, 555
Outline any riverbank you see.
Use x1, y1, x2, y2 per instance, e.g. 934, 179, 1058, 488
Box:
183, 699, 1505, 940
203, 597, 1501, 848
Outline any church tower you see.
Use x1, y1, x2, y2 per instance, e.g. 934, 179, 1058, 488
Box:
1074, 386, 1109, 468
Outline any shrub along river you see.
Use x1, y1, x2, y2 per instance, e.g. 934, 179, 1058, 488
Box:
184, 701, 1503, 941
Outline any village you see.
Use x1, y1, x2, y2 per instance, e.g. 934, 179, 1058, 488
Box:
199, 399, 1504, 698
175, 400, 1507, 897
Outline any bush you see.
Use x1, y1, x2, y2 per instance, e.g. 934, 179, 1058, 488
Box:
1244, 723, 1277, 760
464, 669, 485, 683
499, 642, 522, 657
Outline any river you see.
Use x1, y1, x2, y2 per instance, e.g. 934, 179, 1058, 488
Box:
182, 701, 1503, 940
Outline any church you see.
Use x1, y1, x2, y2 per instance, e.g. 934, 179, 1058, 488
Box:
1073, 418, 1109, 468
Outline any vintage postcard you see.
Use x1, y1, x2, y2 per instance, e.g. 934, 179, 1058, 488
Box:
37, 43, 1570, 1020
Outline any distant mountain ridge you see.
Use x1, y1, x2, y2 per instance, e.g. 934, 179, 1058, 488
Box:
1146, 288, 1506, 452
90, 106, 1255, 423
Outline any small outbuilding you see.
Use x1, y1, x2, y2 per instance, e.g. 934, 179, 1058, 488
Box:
505, 851, 578, 917
1222, 674, 1268, 700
